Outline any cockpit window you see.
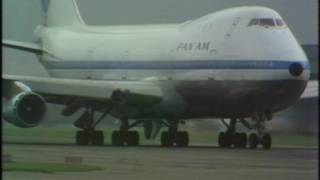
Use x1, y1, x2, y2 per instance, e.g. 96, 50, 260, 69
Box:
275, 19, 284, 26
259, 18, 275, 26
248, 19, 259, 26
248, 18, 285, 27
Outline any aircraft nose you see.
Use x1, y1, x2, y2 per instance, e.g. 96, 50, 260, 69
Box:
286, 60, 310, 81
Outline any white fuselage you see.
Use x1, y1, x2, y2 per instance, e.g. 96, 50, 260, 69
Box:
36, 6, 310, 119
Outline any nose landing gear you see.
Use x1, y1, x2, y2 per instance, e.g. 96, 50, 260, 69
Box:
218, 111, 272, 150
248, 132, 272, 149
248, 111, 272, 149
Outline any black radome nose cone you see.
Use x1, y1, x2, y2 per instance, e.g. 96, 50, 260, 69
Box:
289, 63, 303, 76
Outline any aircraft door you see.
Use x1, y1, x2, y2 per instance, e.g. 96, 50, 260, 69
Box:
121, 50, 130, 80
225, 17, 241, 37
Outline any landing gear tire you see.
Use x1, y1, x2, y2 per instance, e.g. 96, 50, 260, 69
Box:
239, 133, 247, 148
219, 132, 246, 148
161, 131, 174, 147
176, 131, 189, 147
112, 131, 140, 146
91, 131, 104, 146
112, 131, 124, 146
232, 133, 243, 148
127, 131, 140, 146
218, 132, 225, 147
218, 132, 232, 148
223, 133, 232, 148
261, 133, 271, 150
248, 133, 259, 149
76, 131, 90, 145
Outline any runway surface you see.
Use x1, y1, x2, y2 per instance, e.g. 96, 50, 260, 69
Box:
3, 142, 318, 180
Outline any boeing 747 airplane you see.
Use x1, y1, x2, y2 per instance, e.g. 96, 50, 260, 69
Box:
3, 0, 315, 149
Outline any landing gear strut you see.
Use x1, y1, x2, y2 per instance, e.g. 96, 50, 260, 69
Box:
111, 119, 140, 146
160, 120, 189, 147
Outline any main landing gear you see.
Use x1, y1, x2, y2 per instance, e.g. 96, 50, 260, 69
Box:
74, 105, 108, 146
76, 130, 104, 146
73, 105, 141, 146
160, 120, 189, 147
111, 119, 140, 146
218, 119, 247, 148
218, 111, 272, 150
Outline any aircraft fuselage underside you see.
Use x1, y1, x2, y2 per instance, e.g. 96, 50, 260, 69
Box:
104, 79, 308, 120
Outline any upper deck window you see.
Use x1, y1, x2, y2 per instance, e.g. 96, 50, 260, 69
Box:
248, 18, 284, 27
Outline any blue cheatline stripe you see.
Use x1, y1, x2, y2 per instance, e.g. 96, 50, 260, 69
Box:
43, 59, 310, 70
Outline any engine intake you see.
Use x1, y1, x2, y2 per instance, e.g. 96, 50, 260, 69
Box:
3, 92, 47, 128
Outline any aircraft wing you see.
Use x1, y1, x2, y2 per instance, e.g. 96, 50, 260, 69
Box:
300, 80, 318, 99
2, 39, 43, 54
3, 74, 163, 108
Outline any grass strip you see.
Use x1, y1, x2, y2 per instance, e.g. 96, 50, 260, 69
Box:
3, 161, 103, 173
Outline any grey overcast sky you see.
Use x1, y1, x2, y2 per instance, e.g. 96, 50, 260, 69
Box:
3, 0, 318, 76
3, 0, 318, 43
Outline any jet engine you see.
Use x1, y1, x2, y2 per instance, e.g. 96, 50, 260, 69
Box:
3, 92, 47, 128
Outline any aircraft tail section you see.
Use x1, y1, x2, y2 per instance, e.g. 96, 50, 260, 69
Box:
42, 0, 85, 27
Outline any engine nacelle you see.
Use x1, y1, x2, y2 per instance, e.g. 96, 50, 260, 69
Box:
3, 92, 47, 128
